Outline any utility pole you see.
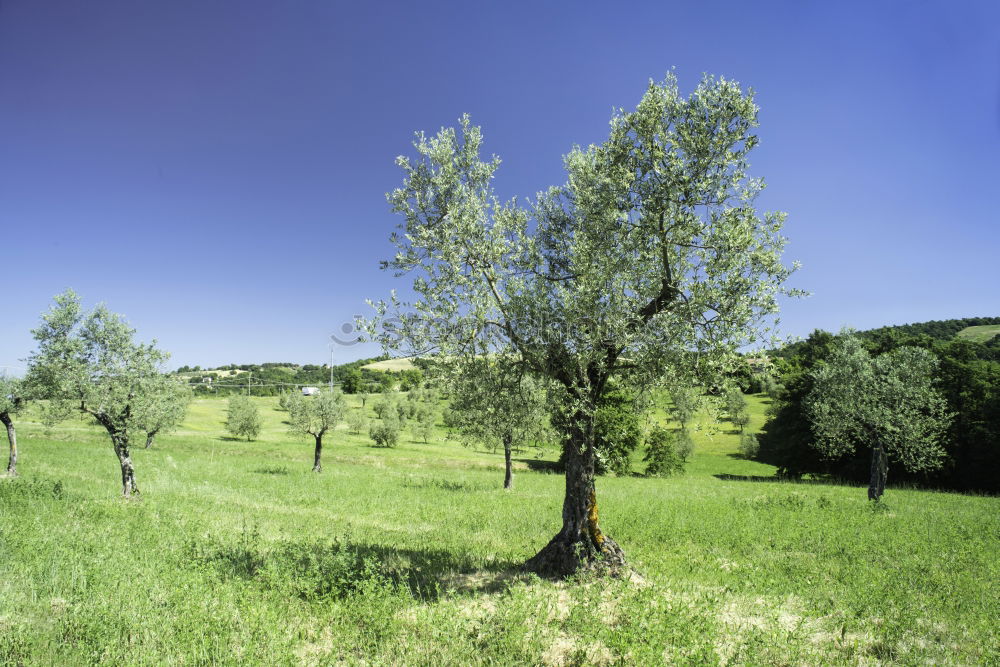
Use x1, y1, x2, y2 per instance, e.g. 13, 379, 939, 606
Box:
329, 346, 334, 391
247, 370, 251, 397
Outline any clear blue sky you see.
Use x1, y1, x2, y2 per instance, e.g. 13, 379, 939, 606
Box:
2, 0, 998, 371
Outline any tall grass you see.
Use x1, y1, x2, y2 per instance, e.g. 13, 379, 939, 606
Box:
1, 395, 997, 664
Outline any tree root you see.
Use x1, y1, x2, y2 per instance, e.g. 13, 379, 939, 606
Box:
523, 534, 628, 579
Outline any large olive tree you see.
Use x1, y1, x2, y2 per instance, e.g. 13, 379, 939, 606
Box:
26, 290, 175, 497
366, 74, 798, 576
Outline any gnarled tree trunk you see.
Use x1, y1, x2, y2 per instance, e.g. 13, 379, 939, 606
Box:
868, 444, 887, 501
503, 434, 513, 490
145, 431, 157, 449
2, 413, 16, 477
313, 433, 323, 472
111, 434, 139, 497
525, 413, 626, 577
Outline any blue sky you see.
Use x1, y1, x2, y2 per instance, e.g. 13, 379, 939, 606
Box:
1, 0, 998, 370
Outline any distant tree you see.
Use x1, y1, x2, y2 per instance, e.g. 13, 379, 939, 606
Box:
342, 369, 363, 394
347, 409, 368, 435
732, 406, 751, 433
366, 75, 798, 576
0, 376, 26, 476
412, 405, 437, 444
739, 432, 759, 459
643, 427, 687, 476
135, 380, 190, 448
358, 392, 371, 409
226, 395, 261, 442
372, 396, 396, 420
724, 387, 748, 424
805, 336, 952, 500
369, 416, 401, 448
398, 368, 423, 392
377, 373, 395, 392
447, 355, 551, 489
277, 391, 293, 411
287, 390, 346, 472
25, 290, 175, 496
669, 388, 700, 432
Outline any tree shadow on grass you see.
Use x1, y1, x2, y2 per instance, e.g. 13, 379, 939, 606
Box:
714, 473, 838, 486
187, 531, 528, 603
515, 457, 561, 473
253, 466, 290, 475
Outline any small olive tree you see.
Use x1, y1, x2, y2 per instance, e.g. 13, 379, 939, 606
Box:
25, 290, 175, 496
669, 387, 700, 432
0, 376, 26, 476
226, 395, 261, 441
804, 336, 952, 500
135, 380, 191, 448
287, 390, 346, 472
366, 74, 798, 576
445, 355, 551, 489
369, 415, 401, 448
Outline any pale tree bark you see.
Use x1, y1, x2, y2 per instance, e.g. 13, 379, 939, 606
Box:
1, 413, 16, 477
111, 434, 139, 497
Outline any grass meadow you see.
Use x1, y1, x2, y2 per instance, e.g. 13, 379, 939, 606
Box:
1, 393, 997, 665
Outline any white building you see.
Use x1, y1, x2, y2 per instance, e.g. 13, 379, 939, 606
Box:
301, 386, 320, 396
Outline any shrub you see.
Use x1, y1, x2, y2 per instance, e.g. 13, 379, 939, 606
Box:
674, 429, 695, 461
347, 410, 368, 435
739, 432, 759, 459
226, 396, 261, 441
369, 417, 401, 448
644, 427, 687, 477
372, 397, 395, 420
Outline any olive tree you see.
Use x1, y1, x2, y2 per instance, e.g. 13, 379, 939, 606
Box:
287, 390, 346, 472
0, 376, 26, 476
25, 290, 175, 496
445, 355, 551, 489
225, 395, 261, 441
135, 380, 191, 448
804, 336, 951, 500
366, 74, 798, 576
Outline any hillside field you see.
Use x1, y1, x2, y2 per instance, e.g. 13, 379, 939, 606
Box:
1, 393, 997, 665
361, 357, 418, 373
956, 324, 1000, 343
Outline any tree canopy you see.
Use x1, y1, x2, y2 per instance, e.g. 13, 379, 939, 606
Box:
25, 290, 174, 496
366, 74, 798, 576
804, 335, 951, 499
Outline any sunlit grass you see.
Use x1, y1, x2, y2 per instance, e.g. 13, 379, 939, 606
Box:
2, 394, 997, 664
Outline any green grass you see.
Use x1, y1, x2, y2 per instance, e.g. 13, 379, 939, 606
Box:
956, 324, 1000, 343
2, 394, 997, 664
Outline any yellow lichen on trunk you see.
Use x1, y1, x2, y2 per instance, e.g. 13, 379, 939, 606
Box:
587, 489, 605, 548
